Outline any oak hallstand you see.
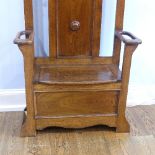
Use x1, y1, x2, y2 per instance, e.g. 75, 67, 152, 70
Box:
14, 0, 141, 137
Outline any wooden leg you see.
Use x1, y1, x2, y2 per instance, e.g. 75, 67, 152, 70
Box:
116, 113, 130, 133
116, 90, 130, 133
20, 112, 36, 137
116, 45, 138, 133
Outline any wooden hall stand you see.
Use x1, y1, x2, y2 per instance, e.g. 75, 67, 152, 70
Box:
14, 0, 141, 137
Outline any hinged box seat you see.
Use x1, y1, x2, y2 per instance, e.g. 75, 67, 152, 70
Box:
34, 64, 121, 85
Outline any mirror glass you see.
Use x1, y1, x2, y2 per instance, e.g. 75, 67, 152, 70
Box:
100, 0, 117, 56
33, 0, 49, 57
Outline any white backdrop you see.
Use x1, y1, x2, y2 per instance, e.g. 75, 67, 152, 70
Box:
0, 0, 155, 108
0, 0, 25, 89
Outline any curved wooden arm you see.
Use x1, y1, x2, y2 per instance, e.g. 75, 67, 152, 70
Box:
14, 30, 34, 45
115, 31, 142, 45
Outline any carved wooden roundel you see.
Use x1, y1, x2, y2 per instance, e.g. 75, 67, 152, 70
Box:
70, 21, 81, 31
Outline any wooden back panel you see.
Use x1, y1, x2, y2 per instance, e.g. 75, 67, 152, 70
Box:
49, 0, 102, 58
24, 0, 125, 60
58, 0, 93, 57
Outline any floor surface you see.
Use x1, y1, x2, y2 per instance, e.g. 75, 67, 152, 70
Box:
0, 105, 155, 155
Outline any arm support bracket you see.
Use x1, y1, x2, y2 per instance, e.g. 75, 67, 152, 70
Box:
115, 31, 142, 45
14, 30, 34, 45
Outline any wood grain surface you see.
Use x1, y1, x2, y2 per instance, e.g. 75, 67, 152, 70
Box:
57, 0, 93, 57
35, 91, 118, 117
49, 0, 102, 58
0, 105, 155, 155
36, 64, 121, 84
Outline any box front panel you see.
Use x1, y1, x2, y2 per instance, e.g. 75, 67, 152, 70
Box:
35, 91, 118, 117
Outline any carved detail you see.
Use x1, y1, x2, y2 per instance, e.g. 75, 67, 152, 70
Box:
70, 21, 80, 31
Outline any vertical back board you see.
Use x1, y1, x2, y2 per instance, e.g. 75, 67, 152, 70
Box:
113, 0, 125, 65
24, 0, 33, 29
48, 0, 103, 58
